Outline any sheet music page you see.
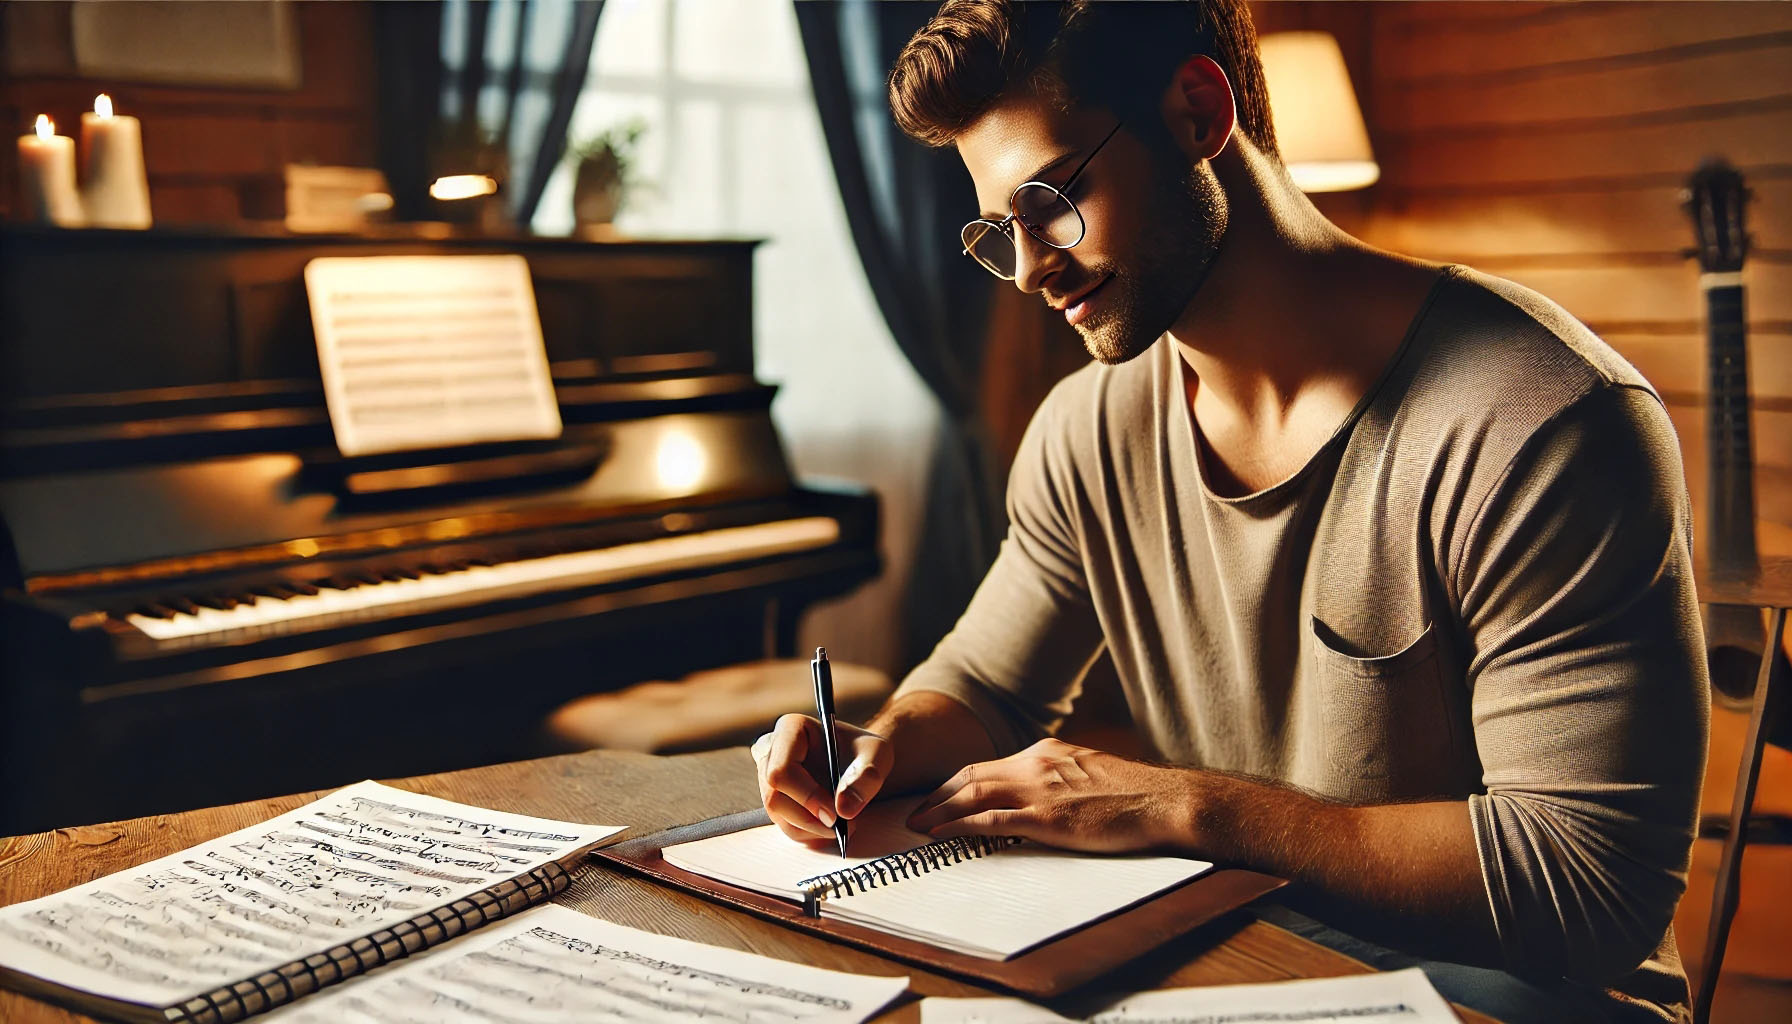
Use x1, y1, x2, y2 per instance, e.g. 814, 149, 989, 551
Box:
0, 782, 622, 1008
305, 255, 562, 456
662, 799, 1210, 959
265, 904, 910, 1023
918, 968, 1458, 1023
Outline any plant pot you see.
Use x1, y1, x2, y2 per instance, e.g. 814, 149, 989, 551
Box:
573, 155, 624, 226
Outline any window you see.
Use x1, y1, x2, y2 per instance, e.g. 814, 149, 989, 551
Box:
531, 0, 939, 674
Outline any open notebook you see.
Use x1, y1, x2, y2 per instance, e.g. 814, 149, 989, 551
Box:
660, 798, 1212, 961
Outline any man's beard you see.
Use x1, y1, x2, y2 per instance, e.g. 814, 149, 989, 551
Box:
1074, 161, 1226, 365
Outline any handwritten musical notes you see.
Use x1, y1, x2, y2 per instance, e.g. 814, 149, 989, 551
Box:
0, 782, 620, 1010
305, 255, 562, 456
266, 905, 909, 1023
918, 968, 1459, 1023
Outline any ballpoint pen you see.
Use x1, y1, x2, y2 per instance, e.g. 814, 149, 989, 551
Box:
811, 646, 851, 858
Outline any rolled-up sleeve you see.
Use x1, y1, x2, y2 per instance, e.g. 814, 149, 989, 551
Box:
1456, 382, 1708, 984
894, 379, 1107, 755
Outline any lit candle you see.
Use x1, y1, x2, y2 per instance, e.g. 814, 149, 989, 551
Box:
17, 115, 85, 226
80, 94, 152, 228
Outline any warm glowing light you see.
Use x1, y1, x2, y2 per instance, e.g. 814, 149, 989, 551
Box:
356, 191, 395, 213
94, 93, 114, 118
1258, 32, 1380, 194
34, 114, 53, 140
654, 431, 708, 493
429, 174, 498, 201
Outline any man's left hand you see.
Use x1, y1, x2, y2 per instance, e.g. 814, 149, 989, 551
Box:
904, 738, 1196, 854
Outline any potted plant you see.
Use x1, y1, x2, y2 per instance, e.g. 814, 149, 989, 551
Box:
567, 118, 647, 227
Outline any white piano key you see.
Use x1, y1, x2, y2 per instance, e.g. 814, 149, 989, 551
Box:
123, 516, 840, 646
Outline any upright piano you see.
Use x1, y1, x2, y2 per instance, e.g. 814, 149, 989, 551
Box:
0, 226, 880, 834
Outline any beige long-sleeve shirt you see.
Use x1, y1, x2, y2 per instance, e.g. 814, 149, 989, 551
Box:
896, 266, 1708, 1019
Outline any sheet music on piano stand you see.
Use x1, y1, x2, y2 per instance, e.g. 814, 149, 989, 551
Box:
305, 255, 563, 456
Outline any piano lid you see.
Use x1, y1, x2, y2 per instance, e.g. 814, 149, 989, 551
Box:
1, 395, 795, 586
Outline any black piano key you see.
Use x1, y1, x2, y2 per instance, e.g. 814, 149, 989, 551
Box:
132, 603, 177, 620
315, 576, 354, 590
287, 580, 320, 596
166, 596, 202, 615
392, 566, 421, 579
378, 569, 407, 582
418, 562, 448, 575
193, 594, 238, 610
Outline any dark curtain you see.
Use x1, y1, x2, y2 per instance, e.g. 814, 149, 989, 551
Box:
373, 3, 445, 223
392, 0, 603, 226
796, 1, 1005, 672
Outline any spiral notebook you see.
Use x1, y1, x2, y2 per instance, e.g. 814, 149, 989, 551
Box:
659, 798, 1214, 961
0, 782, 622, 1024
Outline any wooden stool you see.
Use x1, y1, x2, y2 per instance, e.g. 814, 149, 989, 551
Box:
1693, 556, 1791, 1024
542, 658, 894, 755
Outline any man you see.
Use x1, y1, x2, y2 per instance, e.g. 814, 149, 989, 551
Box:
754, 2, 1708, 1020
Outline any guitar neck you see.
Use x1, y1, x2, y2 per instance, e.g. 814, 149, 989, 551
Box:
1703, 274, 1757, 571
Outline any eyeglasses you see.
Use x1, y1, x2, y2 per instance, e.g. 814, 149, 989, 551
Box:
960, 121, 1123, 280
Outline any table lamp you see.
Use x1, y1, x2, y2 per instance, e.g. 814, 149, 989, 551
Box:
1258, 31, 1380, 193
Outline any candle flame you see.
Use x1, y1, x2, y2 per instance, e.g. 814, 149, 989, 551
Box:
94, 94, 114, 118
35, 114, 53, 140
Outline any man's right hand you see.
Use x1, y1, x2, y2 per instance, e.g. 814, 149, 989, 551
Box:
751, 713, 893, 844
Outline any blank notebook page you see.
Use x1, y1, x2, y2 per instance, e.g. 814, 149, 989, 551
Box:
659, 799, 1211, 960
824, 843, 1210, 959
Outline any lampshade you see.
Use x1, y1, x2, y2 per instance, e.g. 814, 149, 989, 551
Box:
1257, 31, 1379, 193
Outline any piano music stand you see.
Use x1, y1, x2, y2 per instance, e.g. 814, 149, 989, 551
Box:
1692, 555, 1790, 1024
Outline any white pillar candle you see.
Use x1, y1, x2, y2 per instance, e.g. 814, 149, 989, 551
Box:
17, 115, 85, 226
79, 94, 152, 228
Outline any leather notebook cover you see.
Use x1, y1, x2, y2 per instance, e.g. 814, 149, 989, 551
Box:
590, 808, 1286, 998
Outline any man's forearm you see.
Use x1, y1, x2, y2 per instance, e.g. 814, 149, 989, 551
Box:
1182, 770, 1500, 964
866, 690, 1001, 796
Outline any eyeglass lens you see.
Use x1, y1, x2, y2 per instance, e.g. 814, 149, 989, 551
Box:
961, 184, 1083, 279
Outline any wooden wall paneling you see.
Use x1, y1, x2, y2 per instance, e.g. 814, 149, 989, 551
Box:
1492, 264, 1792, 324
141, 113, 283, 177
1606, 332, 1792, 404
1377, 2, 1792, 81
1379, 42, 1792, 134
1666, 403, 1792, 545
1365, 178, 1792, 258
1380, 108, 1792, 190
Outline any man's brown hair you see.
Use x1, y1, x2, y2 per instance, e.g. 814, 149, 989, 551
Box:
889, 0, 1277, 159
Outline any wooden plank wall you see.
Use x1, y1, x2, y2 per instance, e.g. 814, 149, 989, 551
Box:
1342, 1, 1792, 553
0, 2, 380, 225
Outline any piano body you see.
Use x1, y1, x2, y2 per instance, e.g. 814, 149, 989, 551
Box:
0, 226, 880, 834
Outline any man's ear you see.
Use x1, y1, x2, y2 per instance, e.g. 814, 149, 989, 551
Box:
1160, 55, 1236, 162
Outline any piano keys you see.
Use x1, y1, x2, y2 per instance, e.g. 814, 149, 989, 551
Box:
0, 227, 880, 834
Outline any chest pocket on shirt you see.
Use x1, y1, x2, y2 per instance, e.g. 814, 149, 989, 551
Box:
1309, 617, 1454, 801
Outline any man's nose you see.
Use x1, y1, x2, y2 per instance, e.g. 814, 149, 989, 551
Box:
1011, 228, 1063, 294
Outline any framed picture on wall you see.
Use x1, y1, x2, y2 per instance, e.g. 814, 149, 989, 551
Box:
70, 1, 300, 89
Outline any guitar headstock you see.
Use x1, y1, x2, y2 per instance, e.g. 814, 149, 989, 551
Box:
1683, 158, 1750, 274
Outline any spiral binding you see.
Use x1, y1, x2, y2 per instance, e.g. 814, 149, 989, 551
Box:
795, 835, 1021, 916
163, 861, 571, 1023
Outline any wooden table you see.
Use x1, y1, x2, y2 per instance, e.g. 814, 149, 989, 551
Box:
0, 747, 1493, 1022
